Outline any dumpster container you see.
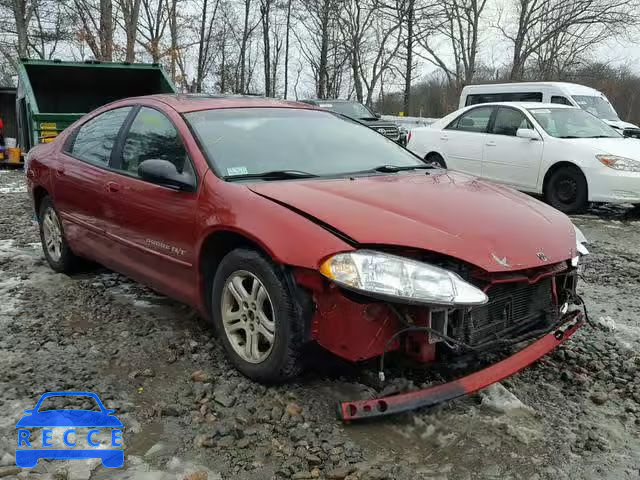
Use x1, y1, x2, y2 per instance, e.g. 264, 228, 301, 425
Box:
16, 59, 176, 152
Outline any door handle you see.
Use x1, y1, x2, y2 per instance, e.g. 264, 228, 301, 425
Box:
106, 181, 121, 193
486, 141, 497, 147
55, 167, 65, 177
440, 135, 449, 141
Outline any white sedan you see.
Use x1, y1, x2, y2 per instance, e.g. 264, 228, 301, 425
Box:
406, 102, 640, 213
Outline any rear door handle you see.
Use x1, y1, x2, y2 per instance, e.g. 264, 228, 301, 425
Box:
106, 181, 121, 193
55, 167, 65, 177
486, 141, 497, 146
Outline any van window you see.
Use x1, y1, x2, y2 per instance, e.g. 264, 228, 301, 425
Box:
447, 107, 494, 133
551, 96, 572, 105
465, 92, 542, 106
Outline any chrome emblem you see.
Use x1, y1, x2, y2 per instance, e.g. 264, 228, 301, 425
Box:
537, 252, 548, 261
377, 128, 386, 134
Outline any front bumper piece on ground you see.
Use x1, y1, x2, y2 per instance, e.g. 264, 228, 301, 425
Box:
337, 310, 584, 422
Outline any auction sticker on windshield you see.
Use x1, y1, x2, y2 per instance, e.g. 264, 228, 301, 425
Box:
15, 391, 124, 469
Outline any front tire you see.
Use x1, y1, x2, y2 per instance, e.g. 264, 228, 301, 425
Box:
544, 166, 588, 214
38, 196, 79, 273
426, 153, 446, 169
210, 249, 304, 383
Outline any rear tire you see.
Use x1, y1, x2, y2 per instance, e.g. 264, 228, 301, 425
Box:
544, 166, 588, 214
38, 196, 80, 273
210, 248, 304, 384
426, 153, 446, 169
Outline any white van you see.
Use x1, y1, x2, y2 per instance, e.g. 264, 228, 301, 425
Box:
459, 82, 639, 134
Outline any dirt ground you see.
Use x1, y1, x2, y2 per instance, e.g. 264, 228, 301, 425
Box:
0, 168, 638, 480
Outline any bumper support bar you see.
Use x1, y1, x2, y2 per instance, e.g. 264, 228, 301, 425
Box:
337, 311, 584, 422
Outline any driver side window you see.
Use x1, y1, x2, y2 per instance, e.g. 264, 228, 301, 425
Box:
121, 107, 191, 176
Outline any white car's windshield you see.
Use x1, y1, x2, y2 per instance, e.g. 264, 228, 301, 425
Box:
528, 108, 621, 139
572, 95, 619, 121
186, 108, 422, 178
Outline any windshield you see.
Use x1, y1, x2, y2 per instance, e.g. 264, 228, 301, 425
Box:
572, 95, 619, 121
185, 108, 421, 178
528, 107, 621, 139
315, 101, 375, 119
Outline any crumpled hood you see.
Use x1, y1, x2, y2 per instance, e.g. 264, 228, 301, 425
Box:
249, 171, 577, 272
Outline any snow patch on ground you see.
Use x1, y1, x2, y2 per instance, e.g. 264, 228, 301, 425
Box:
0, 178, 27, 193
594, 315, 617, 331
480, 383, 534, 414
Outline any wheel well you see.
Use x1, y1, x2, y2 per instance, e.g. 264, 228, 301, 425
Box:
425, 152, 446, 167
32, 186, 49, 217
199, 230, 269, 315
542, 162, 587, 196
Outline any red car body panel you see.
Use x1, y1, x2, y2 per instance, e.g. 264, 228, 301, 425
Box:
249, 172, 577, 272
27, 95, 582, 417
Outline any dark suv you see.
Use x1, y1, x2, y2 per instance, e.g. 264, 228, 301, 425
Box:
300, 99, 407, 145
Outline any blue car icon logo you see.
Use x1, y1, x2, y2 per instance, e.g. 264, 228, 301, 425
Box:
15, 391, 124, 468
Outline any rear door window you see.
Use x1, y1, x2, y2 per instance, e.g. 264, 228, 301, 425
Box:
120, 107, 192, 176
447, 107, 494, 133
491, 108, 533, 136
69, 107, 132, 165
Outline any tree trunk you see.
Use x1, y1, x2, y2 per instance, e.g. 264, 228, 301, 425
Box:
167, 0, 178, 82
403, 0, 414, 115
12, 0, 30, 58
283, 0, 292, 99
196, 0, 208, 92
261, 0, 271, 97
318, 0, 330, 99
239, 0, 251, 93
99, 0, 114, 61
122, 0, 142, 62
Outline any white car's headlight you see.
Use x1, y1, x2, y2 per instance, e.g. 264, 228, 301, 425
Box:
596, 154, 640, 172
319, 250, 488, 306
571, 224, 589, 267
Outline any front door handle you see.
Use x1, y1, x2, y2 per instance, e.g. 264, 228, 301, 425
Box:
440, 135, 449, 141
486, 141, 497, 147
55, 167, 65, 177
106, 181, 121, 193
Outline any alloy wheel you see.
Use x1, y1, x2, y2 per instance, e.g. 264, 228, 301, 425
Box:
42, 208, 63, 262
221, 270, 276, 364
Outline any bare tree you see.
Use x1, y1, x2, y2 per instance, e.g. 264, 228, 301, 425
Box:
69, 0, 116, 60
116, 0, 141, 62
499, 0, 639, 81
138, 0, 169, 62
195, 0, 221, 92
259, 0, 272, 96
416, 0, 488, 89
283, 0, 292, 98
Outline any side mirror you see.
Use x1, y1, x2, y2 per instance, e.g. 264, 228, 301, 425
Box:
374, 112, 381, 119
516, 128, 541, 141
138, 159, 195, 192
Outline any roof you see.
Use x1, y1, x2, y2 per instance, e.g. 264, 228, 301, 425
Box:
301, 99, 356, 104
141, 94, 318, 113
466, 102, 575, 109
462, 82, 600, 95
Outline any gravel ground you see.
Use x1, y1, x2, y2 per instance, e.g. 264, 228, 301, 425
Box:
0, 167, 638, 480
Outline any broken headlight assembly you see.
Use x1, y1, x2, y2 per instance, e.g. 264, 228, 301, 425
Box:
571, 223, 589, 271
319, 250, 488, 306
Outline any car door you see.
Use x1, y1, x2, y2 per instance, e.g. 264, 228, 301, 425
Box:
481, 106, 544, 191
102, 106, 199, 305
52, 107, 133, 254
440, 106, 495, 176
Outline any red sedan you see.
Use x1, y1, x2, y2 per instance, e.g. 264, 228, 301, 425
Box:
26, 95, 588, 420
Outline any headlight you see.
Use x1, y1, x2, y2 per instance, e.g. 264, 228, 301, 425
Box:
596, 154, 640, 172
319, 250, 488, 306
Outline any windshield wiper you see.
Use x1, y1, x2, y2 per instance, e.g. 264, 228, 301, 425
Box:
224, 170, 319, 181
366, 164, 435, 173
557, 135, 581, 139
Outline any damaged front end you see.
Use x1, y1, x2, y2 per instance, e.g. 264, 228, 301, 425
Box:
294, 243, 588, 421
